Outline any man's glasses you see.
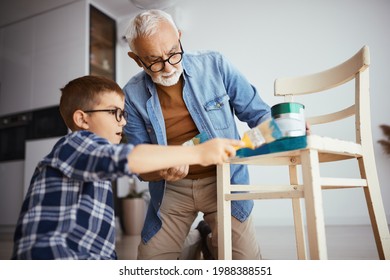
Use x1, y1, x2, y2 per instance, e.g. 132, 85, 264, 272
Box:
84, 108, 128, 122
136, 40, 184, 73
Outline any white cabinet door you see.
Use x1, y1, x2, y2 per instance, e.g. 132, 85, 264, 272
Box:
0, 0, 88, 116
31, 1, 87, 109
0, 20, 34, 115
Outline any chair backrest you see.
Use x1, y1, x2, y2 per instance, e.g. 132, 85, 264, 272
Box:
274, 46, 371, 146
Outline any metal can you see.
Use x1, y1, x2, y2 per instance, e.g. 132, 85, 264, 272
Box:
271, 102, 306, 137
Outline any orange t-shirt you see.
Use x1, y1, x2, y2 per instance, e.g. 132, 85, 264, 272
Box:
156, 82, 216, 179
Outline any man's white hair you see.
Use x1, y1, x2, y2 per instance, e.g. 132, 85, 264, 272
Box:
125, 9, 179, 51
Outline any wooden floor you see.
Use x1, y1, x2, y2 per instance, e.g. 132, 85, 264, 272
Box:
0, 225, 385, 260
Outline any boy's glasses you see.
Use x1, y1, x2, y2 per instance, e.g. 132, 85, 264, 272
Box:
84, 108, 128, 122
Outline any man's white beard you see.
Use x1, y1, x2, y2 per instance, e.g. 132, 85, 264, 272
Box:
152, 65, 183, 87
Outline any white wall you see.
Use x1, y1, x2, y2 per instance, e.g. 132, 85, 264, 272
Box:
117, 0, 390, 226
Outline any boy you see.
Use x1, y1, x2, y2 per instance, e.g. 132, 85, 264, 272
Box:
11, 75, 242, 259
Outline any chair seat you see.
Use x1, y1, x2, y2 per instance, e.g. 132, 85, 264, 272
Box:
234, 134, 362, 165
236, 135, 307, 158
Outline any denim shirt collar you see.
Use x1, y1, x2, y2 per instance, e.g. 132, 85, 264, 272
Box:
182, 53, 193, 78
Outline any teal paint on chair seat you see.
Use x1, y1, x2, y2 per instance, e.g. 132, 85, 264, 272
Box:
236, 136, 307, 158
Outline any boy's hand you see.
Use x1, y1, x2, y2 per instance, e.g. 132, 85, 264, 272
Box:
197, 138, 245, 166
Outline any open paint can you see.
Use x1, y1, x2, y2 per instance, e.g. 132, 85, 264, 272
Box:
271, 102, 306, 137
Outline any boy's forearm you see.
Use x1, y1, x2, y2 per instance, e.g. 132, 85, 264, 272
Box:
128, 144, 200, 174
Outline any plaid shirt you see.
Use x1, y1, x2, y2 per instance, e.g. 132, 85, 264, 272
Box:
12, 131, 133, 259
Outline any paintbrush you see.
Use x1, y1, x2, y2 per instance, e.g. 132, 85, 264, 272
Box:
238, 118, 283, 150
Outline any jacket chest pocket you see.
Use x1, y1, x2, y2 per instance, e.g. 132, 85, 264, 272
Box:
203, 95, 232, 130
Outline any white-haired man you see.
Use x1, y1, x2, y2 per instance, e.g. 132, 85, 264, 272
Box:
123, 9, 271, 260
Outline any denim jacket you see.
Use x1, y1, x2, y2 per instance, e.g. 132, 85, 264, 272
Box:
123, 51, 271, 243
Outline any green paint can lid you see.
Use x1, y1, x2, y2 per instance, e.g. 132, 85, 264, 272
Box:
271, 102, 305, 115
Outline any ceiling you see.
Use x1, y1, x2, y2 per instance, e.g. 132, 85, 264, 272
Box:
91, 0, 137, 19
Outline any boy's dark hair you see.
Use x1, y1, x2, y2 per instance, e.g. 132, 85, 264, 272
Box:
59, 75, 124, 131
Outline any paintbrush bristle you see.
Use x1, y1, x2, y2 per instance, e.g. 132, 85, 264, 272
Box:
241, 118, 283, 149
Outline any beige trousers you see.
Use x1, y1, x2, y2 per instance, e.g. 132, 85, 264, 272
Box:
137, 176, 261, 260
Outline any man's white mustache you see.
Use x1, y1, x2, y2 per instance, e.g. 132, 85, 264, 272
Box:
161, 70, 176, 77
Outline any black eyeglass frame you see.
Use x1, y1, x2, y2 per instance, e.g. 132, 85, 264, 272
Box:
84, 108, 128, 123
136, 40, 184, 73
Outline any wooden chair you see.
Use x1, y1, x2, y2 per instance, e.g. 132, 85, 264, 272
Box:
217, 45, 390, 260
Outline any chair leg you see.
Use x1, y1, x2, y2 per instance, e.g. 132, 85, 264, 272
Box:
217, 163, 233, 260
289, 165, 307, 259
358, 156, 390, 259
301, 149, 328, 259
292, 198, 307, 259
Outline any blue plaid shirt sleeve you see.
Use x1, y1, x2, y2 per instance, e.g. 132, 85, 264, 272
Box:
50, 130, 134, 181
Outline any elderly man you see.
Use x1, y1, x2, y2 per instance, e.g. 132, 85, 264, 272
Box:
123, 9, 270, 260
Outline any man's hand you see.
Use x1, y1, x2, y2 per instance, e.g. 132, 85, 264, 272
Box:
159, 165, 189, 181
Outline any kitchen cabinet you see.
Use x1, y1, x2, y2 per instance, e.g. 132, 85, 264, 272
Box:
0, 1, 87, 116
89, 5, 116, 80
31, 2, 87, 110
0, 2, 118, 117
0, 19, 34, 114
0, 1, 87, 229
0, 1, 118, 230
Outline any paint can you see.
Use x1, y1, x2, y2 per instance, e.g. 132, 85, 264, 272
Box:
271, 102, 306, 137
